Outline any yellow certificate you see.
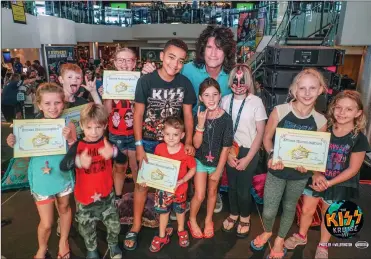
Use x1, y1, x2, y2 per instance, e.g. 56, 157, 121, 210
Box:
273, 128, 331, 172
13, 119, 67, 158
137, 153, 181, 193
102, 70, 140, 100
61, 104, 87, 137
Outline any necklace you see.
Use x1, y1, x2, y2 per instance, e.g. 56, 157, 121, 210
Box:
229, 94, 248, 135
205, 108, 220, 162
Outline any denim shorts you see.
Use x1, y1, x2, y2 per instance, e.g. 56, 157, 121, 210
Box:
303, 187, 334, 205
109, 133, 135, 151
154, 190, 187, 214
143, 139, 159, 154
196, 159, 218, 175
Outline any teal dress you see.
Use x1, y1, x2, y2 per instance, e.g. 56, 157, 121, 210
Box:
28, 154, 74, 196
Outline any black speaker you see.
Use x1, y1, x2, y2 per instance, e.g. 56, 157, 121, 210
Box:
264, 67, 334, 89
265, 46, 344, 67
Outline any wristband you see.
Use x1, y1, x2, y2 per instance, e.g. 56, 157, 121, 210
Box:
196, 125, 205, 132
195, 129, 204, 134
135, 140, 143, 146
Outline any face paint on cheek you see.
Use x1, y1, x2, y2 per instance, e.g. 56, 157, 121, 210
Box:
232, 70, 248, 95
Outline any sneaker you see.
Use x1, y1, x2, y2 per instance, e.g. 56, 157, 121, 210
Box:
86, 249, 100, 259
315, 246, 328, 259
284, 233, 308, 250
109, 244, 122, 259
170, 202, 190, 221
214, 193, 223, 213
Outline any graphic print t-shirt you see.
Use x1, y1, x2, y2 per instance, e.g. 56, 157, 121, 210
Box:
313, 128, 371, 200
60, 137, 127, 205
108, 100, 134, 136
135, 71, 197, 141
270, 102, 327, 180
154, 143, 196, 195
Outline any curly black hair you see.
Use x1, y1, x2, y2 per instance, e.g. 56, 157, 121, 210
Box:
194, 25, 236, 74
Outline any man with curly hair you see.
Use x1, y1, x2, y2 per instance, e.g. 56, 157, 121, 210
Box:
143, 25, 236, 215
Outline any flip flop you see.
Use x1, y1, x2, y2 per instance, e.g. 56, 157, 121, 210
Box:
33, 250, 51, 259
187, 220, 203, 239
251, 235, 270, 251
203, 222, 214, 239
236, 221, 250, 238
57, 250, 70, 259
266, 248, 287, 259
123, 231, 138, 251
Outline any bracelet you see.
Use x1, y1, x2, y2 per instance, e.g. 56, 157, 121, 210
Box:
135, 140, 143, 146
195, 125, 205, 132
196, 129, 204, 134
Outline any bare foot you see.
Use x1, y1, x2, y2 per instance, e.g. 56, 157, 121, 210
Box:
58, 241, 70, 259
34, 248, 48, 259
237, 216, 250, 235
189, 219, 203, 237
253, 232, 272, 248
124, 226, 140, 249
222, 215, 238, 231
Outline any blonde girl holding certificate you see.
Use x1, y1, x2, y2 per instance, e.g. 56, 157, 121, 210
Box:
7, 83, 77, 259
250, 69, 327, 259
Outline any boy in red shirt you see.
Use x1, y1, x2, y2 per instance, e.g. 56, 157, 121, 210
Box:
60, 103, 126, 259
146, 117, 196, 252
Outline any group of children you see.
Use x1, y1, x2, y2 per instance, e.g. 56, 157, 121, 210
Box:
5, 37, 370, 259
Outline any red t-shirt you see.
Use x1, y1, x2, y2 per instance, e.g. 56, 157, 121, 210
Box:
75, 139, 114, 205
154, 143, 196, 195
108, 100, 134, 136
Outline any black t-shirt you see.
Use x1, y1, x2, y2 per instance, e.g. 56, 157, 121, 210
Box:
270, 103, 327, 180
194, 112, 233, 167
135, 70, 197, 141
65, 96, 88, 109
312, 128, 371, 201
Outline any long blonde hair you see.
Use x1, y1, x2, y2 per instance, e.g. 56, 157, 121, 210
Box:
228, 64, 254, 95
35, 82, 65, 106
327, 90, 366, 135
289, 68, 328, 100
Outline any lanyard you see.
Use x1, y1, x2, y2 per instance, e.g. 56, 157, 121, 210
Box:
229, 95, 247, 135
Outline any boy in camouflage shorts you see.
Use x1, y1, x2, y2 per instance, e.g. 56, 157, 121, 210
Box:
60, 103, 127, 259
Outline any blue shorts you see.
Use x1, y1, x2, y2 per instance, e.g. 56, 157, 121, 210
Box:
303, 188, 333, 205
154, 190, 187, 214
143, 139, 159, 154
109, 133, 135, 151
196, 159, 218, 175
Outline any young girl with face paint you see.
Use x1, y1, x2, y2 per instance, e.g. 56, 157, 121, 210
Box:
220, 64, 267, 237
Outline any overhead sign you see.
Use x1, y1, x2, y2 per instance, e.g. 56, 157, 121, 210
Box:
11, 1, 27, 24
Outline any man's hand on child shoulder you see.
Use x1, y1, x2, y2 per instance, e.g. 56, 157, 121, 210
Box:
98, 138, 115, 160
7, 133, 16, 148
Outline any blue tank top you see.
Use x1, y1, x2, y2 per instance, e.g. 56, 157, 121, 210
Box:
28, 154, 74, 196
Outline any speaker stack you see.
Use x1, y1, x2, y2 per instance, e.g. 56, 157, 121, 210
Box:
261, 45, 345, 114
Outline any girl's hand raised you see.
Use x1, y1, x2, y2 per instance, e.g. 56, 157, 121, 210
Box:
197, 106, 208, 129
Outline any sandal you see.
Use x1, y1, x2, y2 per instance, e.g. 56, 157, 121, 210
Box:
203, 222, 214, 239
166, 222, 174, 237
149, 235, 170, 253
221, 216, 238, 233
123, 231, 138, 251
187, 221, 203, 239
266, 248, 287, 259
250, 235, 270, 251
178, 230, 190, 248
57, 250, 70, 259
236, 221, 250, 238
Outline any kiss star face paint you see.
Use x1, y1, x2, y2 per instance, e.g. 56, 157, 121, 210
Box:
231, 69, 248, 95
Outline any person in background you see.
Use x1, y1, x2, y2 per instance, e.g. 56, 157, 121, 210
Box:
13, 57, 23, 74
33, 60, 46, 79
25, 60, 32, 75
